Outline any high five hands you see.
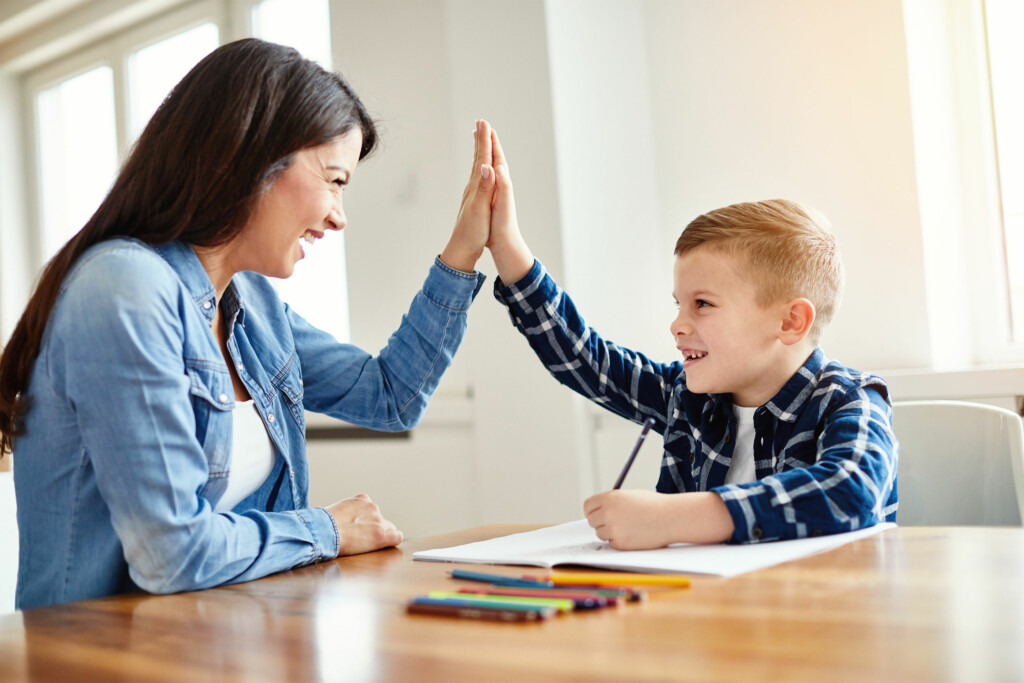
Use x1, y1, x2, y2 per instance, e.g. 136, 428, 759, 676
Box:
441, 120, 534, 283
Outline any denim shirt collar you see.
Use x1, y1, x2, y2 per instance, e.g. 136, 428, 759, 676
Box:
153, 241, 244, 325
762, 347, 826, 422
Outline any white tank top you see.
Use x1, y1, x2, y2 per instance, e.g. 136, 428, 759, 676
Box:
215, 399, 276, 513
725, 404, 758, 485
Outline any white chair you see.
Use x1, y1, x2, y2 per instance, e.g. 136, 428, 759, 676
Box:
892, 400, 1024, 526
0, 468, 17, 613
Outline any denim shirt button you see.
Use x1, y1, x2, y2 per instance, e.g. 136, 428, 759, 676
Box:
267, 413, 275, 423
289, 469, 295, 478
202, 300, 212, 310
218, 393, 228, 403
236, 362, 244, 372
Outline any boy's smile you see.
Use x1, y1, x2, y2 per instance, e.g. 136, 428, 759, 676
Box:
671, 247, 800, 407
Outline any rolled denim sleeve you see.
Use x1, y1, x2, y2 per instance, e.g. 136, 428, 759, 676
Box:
294, 257, 485, 430
49, 247, 338, 593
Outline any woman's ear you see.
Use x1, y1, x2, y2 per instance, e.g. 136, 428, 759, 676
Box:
779, 298, 816, 346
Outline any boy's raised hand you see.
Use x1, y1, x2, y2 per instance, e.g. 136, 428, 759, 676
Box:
440, 119, 497, 273
487, 129, 535, 284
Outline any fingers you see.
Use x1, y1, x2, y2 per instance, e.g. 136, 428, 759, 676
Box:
471, 119, 493, 181
491, 129, 507, 174
460, 120, 493, 207
475, 121, 495, 207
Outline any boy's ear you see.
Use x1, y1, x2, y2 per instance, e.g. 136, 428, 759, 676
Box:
778, 298, 815, 345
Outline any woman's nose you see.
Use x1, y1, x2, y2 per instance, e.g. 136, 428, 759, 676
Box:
326, 207, 346, 231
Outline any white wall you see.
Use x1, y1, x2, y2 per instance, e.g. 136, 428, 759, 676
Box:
317, 0, 590, 537
642, 0, 930, 371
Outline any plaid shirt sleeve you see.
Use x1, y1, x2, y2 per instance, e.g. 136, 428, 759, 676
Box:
714, 376, 898, 543
493, 260, 679, 426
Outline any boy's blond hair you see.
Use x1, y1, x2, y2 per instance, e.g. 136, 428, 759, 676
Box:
674, 199, 843, 344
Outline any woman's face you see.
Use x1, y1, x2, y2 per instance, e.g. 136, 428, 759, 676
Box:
233, 129, 364, 280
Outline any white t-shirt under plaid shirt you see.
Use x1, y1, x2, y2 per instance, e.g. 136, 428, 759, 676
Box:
493, 260, 899, 543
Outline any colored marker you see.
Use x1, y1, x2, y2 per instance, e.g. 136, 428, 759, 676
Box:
427, 591, 574, 614
450, 569, 555, 588
521, 576, 647, 602
409, 596, 558, 618
406, 600, 553, 622
546, 570, 691, 588
455, 586, 617, 609
613, 417, 656, 488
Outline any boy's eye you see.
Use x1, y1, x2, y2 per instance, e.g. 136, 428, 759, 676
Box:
696, 299, 712, 309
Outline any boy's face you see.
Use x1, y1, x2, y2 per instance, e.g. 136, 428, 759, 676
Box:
671, 247, 791, 407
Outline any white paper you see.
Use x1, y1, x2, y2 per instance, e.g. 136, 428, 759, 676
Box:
412, 519, 896, 577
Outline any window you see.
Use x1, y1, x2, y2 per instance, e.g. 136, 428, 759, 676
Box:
984, 0, 1024, 341
903, 0, 1024, 367
36, 66, 117, 261
127, 23, 219, 143
23, 0, 350, 342
27, 3, 221, 265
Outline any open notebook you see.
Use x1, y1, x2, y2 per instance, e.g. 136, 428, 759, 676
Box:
413, 519, 895, 578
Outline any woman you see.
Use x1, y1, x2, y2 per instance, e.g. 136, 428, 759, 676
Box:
0, 38, 498, 610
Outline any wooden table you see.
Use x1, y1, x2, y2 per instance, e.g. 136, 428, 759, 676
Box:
0, 525, 1022, 682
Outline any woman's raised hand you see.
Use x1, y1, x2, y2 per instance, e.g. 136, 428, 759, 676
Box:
487, 129, 534, 284
439, 119, 497, 273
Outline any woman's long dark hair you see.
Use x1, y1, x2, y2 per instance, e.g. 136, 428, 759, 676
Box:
0, 38, 378, 456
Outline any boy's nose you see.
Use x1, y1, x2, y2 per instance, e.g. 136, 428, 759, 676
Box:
670, 315, 693, 338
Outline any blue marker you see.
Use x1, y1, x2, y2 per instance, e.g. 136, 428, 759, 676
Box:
450, 569, 555, 588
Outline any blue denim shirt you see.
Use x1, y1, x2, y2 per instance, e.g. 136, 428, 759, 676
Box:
14, 238, 484, 609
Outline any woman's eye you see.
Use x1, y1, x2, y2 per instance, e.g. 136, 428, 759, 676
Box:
333, 178, 347, 189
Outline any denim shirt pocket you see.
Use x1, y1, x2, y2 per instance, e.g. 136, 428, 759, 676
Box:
184, 361, 234, 497
272, 355, 305, 434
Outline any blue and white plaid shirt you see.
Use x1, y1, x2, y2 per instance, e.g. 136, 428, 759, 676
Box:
495, 260, 898, 543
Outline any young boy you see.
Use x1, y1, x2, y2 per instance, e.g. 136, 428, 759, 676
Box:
484, 135, 898, 549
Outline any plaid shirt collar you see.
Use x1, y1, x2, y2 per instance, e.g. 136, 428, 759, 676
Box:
761, 347, 825, 422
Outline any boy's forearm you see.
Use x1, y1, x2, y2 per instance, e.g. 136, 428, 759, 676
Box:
490, 233, 534, 285
665, 492, 735, 544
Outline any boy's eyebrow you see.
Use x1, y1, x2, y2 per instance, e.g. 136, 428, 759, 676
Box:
680, 288, 718, 299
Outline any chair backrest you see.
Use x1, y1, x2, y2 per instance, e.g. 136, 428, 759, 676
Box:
892, 400, 1024, 526
0, 471, 17, 614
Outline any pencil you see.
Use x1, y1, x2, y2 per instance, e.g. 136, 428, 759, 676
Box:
613, 417, 656, 489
